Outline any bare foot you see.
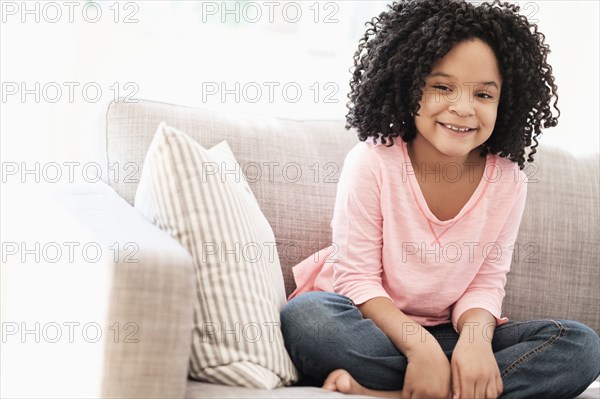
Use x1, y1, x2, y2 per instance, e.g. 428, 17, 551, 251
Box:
322, 369, 402, 398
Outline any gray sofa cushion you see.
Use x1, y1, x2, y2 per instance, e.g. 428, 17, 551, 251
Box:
184, 378, 600, 399
104, 99, 599, 334
55, 182, 196, 399
104, 99, 357, 299
184, 380, 375, 398
503, 148, 599, 330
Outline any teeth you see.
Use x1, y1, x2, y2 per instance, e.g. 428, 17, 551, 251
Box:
443, 123, 472, 132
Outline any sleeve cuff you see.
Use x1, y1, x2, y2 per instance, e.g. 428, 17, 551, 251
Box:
452, 296, 508, 333
335, 283, 392, 306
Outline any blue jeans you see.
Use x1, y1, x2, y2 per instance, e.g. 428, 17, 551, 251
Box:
281, 291, 600, 399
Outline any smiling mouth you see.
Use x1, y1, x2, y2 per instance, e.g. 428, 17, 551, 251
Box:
438, 122, 477, 133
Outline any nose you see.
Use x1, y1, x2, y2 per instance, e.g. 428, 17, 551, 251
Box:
448, 86, 475, 117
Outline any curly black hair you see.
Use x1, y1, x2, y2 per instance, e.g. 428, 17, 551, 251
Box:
345, 0, 560, 169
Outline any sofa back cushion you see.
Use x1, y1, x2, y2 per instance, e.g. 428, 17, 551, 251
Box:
504, 148, 599, 332
104, 99, 358, 298
104, 99, 599, 333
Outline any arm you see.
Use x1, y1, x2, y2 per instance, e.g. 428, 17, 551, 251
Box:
331, 144, 451, 398
358, 297, 444, 358
451, 173, 529, 399
330, 143, 392, 305
456, 308, 496, 344
360, 298, 453, 399
452, 308, 503, 399
451, 173, 528, 333
331, 144, 422, 346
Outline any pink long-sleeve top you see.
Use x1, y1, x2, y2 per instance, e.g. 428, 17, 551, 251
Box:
288, 140, 528, 332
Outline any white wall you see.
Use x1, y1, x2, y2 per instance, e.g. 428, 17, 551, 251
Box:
1, 1, 598, 165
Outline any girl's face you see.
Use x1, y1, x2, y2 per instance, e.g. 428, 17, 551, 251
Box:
414, 39, 502, 160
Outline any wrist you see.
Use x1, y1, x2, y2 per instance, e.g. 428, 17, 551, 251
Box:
404, 331, 443, 359
458, 319, 495, 345
458, 331, 493, 347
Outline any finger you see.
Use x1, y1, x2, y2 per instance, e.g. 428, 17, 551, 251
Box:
477, 379, 489, 399
461, 376, 474, 399
496, 373, 504, 396
451, 362, 460, 399
486, 381, 497, 399
496, 373, 504, 397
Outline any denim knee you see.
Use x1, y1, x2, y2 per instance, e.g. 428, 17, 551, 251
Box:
280, 291, 352, 373
558, 320, 600, 381
280, 291, 349, 346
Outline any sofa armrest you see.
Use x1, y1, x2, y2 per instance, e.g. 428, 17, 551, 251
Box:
54, 182, 195, 399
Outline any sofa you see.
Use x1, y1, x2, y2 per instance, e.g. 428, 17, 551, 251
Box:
55, 98, 600, 398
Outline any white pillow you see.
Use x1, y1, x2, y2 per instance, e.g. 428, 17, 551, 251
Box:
134, 122, 298, 388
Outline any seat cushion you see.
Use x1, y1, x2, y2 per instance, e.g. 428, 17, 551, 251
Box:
184, 377, 600, 398
184, 380, 374, 398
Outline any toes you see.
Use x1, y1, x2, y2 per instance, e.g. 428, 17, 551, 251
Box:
322, 369, 351, 392
322, 369, 344, 391
336, 372, 353, 393
322, 381, 336, 391
321, 369, 360, 395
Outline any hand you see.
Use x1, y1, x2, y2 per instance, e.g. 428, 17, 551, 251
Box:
451, 337, 503, 399
402, 342, 452, 399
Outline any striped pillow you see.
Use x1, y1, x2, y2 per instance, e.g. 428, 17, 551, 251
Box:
134, 122, 299, 388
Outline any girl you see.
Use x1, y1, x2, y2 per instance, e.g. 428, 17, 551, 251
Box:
280, 0, 600, 398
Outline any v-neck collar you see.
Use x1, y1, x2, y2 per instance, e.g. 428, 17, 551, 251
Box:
401, 140, 495, 245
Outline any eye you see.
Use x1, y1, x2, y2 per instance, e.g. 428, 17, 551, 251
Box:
433, 84, 451, 91
476, 92, 493, 99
